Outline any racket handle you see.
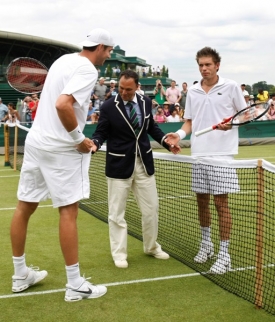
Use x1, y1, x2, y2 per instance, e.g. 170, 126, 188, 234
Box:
195, 126, 215, 136
195, 116, 233, 137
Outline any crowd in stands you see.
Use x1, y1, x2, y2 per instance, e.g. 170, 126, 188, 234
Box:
1, 81, 274, 126
0, 94, 39, 125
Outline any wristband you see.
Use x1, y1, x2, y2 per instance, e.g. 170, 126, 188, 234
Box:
68, 125, 85, 144
176, 129, 186, 140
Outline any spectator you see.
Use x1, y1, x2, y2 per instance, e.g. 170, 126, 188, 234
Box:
153, 79, 166, 106
154, 106, 166, 123
267, 101, 275, 120
244, 94, 251, 107
257, 88, 269, 102
105, 80, 118, 100
93, 77, 107, 110
165, 80, 181, 105
6, 102, 20, 124
151, 100, 159, 116
166, 106, 180, 122
0, 97, 8, 123
136, 82, 144, 95
29, 94, 39, 121
115, 66, 121, 78
156, 66, 161, 76
174, 102, 184, 120
23, 96, 33, 125
268, 94, 275, 106
240, 84, 249, 97
163, 101, 171, 117
180, 82, 188, 110
249, 94, 255, 104
142, 68, 146, 77
86, 100, 94, 122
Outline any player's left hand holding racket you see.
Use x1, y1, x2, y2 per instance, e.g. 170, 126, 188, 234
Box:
195, 102, 269, 137
6, 57, 48, 94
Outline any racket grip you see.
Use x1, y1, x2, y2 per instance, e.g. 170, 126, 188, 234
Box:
195, 126, 214, 136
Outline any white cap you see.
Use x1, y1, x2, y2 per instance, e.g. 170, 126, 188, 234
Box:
110, 80, 116, 84
80, 28, 115, 47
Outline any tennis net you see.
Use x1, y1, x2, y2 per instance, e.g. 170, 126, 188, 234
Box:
6, 124, 275, 315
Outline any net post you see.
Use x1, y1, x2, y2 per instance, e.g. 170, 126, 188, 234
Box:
255, 159, 264, 309
4, 124, 10, 166
13, 125, 18, 171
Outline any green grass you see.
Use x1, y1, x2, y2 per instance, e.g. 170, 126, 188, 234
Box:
1, 147, 275, 322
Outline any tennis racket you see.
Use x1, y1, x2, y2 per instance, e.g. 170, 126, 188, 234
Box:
195, 102, 269, 137
6, 57, 48, 94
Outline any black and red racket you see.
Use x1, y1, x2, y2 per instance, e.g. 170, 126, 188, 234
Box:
195, 102, 269, 137
6, 57, 48, 94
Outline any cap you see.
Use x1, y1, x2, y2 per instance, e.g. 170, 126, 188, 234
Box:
174, 103, 180, 106
249, 95, 254, 99
110, 80, 116, 84
163, 101, 169, 105
244, 94, 249, 97
80, 28, 115, 47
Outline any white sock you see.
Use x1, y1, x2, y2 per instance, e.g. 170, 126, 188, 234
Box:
219, 240, 230, 255
66, 263, 84, 288
201, 226, 211, 242
13, 254, 28, 277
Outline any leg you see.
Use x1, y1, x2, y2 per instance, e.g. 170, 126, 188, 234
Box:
209, 194, 232, 274
11, 200, 48, 292
214, 194, 231, 241
59, 202, 79, 266
194, 193, 214, 263
107, 177, 131, 264
132, 158, 168, 259
11, 200, 38, 257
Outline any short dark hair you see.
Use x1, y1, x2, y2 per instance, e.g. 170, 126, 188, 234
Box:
83, 44, 109, 52
8, 102, 15, 108
196, 47, 221, 64
119, 70, 139, 85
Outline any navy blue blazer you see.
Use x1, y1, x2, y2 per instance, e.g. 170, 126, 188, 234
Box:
92, 93, 170, 179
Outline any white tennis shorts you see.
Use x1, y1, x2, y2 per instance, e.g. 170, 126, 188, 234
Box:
17, 143, 91, 208
191, 156, 239, 195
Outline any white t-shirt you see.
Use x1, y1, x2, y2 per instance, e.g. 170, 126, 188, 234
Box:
166, 115, 180, 122
27, 53, 98, 151
184, 77, 247, 157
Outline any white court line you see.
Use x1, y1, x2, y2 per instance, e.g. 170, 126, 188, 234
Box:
0, 272, 200, 299
1, 263, 274, 300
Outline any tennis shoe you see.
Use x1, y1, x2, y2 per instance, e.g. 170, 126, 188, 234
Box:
114, 260, 128, 268
194, 241, 214, 263
65, 278, 107, 302
12, 265, 48, 293
209, 252, 231, 274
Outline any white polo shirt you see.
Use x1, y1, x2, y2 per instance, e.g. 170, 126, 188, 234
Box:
184, 77, 247, 157
27, 53, 98, 151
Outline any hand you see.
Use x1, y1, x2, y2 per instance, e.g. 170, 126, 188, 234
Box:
76, 137, 95, 153
169, 144, 181, 154
90, 140, 98, 154
165, 132, 180, 147
216, 119, 232, 131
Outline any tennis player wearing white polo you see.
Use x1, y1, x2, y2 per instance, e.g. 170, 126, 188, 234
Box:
10, 28, 114, 301
165, 47, 247, 274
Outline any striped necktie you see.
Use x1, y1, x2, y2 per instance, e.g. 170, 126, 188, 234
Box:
127, 101, 140, 135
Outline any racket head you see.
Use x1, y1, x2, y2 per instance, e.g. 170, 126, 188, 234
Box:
6, 57, 48, 94
231, 102, 269, 125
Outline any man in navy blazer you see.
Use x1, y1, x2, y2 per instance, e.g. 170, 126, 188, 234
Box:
91, 70, 180, 268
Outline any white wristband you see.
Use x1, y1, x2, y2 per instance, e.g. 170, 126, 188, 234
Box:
176, 129, 186, 140
68, 125, 85, 144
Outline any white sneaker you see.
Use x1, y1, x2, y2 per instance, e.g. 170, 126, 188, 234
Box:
194, 241, 214, 263
12, 266, 48, 293
209, 253, 231, 274
65, 278, 107, 302
114, 260, 128, 268
151, 251, 169, 260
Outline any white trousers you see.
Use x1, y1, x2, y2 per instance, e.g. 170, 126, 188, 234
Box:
107, 158, 162, 261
